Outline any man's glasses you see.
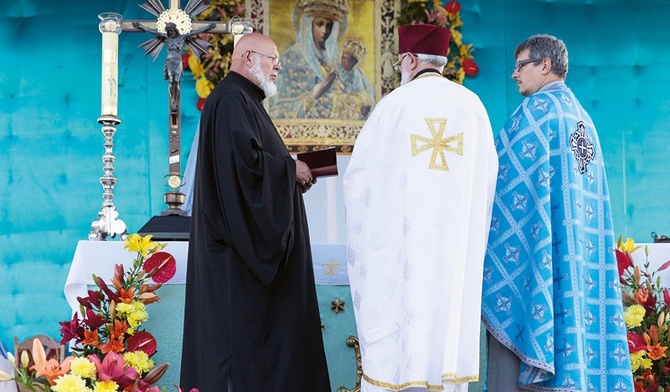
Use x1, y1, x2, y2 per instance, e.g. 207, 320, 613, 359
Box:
249, 50, 281, 66
514, 58, 541, 72
392, 53, 412, 73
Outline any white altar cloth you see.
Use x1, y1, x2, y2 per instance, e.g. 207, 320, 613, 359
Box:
64, 240, 348, 314
631, 242, 670, 281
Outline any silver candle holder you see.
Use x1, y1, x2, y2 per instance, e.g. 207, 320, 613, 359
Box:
90, 13, 127, 240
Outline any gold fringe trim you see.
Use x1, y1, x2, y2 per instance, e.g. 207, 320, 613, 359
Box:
362, 372, 479, 391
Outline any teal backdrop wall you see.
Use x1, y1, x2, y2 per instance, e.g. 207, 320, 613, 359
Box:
2, 0, 670, 389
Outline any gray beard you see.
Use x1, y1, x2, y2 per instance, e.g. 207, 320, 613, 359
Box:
249, 61, 278, 97
400, 66, 410, 86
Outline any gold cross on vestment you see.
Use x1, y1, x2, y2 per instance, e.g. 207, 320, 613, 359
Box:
411, 118, 463, 171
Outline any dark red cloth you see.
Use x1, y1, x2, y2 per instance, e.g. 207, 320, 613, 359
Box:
398, 24, 450, 56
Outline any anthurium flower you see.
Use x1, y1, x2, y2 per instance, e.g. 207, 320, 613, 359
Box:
87, 352, 139, 390
126, 331, 157, 357
143, 251, 177, 284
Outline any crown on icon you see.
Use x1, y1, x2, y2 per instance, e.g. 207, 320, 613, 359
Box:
296, 0, 349, 23
342, 38, 367, 61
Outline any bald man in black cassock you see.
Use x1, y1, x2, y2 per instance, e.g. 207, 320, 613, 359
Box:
179, 33, 330, 392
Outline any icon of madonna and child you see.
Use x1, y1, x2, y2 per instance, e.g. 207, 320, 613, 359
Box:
268, 0, 376, 123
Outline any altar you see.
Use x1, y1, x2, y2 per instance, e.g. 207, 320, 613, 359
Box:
65, 240, 358, 391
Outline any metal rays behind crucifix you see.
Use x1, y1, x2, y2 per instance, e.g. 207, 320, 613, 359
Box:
411, 118, 463, 171
127, 0, 216, 216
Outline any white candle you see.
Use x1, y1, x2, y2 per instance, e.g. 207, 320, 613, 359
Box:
99, 13, 122, 116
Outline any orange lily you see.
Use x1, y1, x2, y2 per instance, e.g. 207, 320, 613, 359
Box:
82, 329, 100, 347
29, 338, 73, 385
119, 287, 135, 304
99, 336, 125, 354
647, 343, 667, 361
110, 319, 128, 340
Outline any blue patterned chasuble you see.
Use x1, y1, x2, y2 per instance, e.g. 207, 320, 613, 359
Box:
481, 82, 634, 391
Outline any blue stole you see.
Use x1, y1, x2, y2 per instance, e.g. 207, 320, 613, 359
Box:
482, 82, 634, 391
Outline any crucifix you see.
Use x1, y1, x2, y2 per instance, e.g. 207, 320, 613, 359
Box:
123, 0, 251, 216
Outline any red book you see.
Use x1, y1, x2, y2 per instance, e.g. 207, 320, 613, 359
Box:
297, 147, 338, 178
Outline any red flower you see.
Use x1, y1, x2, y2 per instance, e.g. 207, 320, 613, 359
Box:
462, 59, 479, 76
182, 53, 190, 70
143, 251, 177, 284
59, 313, 83, 345
445, 1, 461, 14
126, 331, 157, 356
197, 97, 207, 111
616, 249, 633, 278
628, 332, 647, 352
83, 308, 108, 330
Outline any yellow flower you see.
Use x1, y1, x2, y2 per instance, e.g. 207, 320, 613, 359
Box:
93, 380, 119, 392
52, 374, 89, 392
69, 357, 97, 379
188, 54, 205, 79
618, 237, 641, 254
624, 304, 646, 328
124, 351, 155, 375
195, 77, 215, 99
630, 350, 651, 372
124, 234, 158, 257
117, 301, 149, 328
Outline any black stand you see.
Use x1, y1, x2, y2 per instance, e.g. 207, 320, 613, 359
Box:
138, 215, 190, 241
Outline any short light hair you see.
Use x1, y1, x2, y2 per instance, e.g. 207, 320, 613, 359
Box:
415, 53, 447, 68
514, 34, 568, 79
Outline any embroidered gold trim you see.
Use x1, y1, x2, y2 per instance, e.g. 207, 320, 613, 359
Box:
362, 372, 479, 391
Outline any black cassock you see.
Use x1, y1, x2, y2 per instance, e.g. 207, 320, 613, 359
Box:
179, 72, 330, 391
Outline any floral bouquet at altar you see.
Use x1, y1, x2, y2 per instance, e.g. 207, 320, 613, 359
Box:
617, 237, 670, 391
0, 234, 181, 392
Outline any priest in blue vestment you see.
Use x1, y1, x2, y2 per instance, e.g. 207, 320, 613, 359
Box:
482, 34, 634, 391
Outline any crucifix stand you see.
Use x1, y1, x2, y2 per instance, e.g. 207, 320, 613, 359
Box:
119, 0, 251, 239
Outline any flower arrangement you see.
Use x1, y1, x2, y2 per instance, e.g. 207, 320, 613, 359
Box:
397, 0, 478, 83
184, 0, 477, 110
617, 237, 670, 391
0, 234, 180, 392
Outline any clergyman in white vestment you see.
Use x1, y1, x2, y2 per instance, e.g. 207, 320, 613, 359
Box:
344, 24, 498, 392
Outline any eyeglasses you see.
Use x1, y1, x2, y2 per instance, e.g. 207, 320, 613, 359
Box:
392, 53, 412, 73
514, 58, 541, 72
249, 50, 281, 66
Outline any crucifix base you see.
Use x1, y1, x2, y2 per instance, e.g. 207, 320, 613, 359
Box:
138, 215, 190, 241
162, 190, 187, 216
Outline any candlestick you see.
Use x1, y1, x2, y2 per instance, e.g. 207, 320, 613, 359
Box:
230, 16, 253, 46
99, 13, 122, 116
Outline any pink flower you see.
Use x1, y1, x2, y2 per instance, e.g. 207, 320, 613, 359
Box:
88, 352, 140, 389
